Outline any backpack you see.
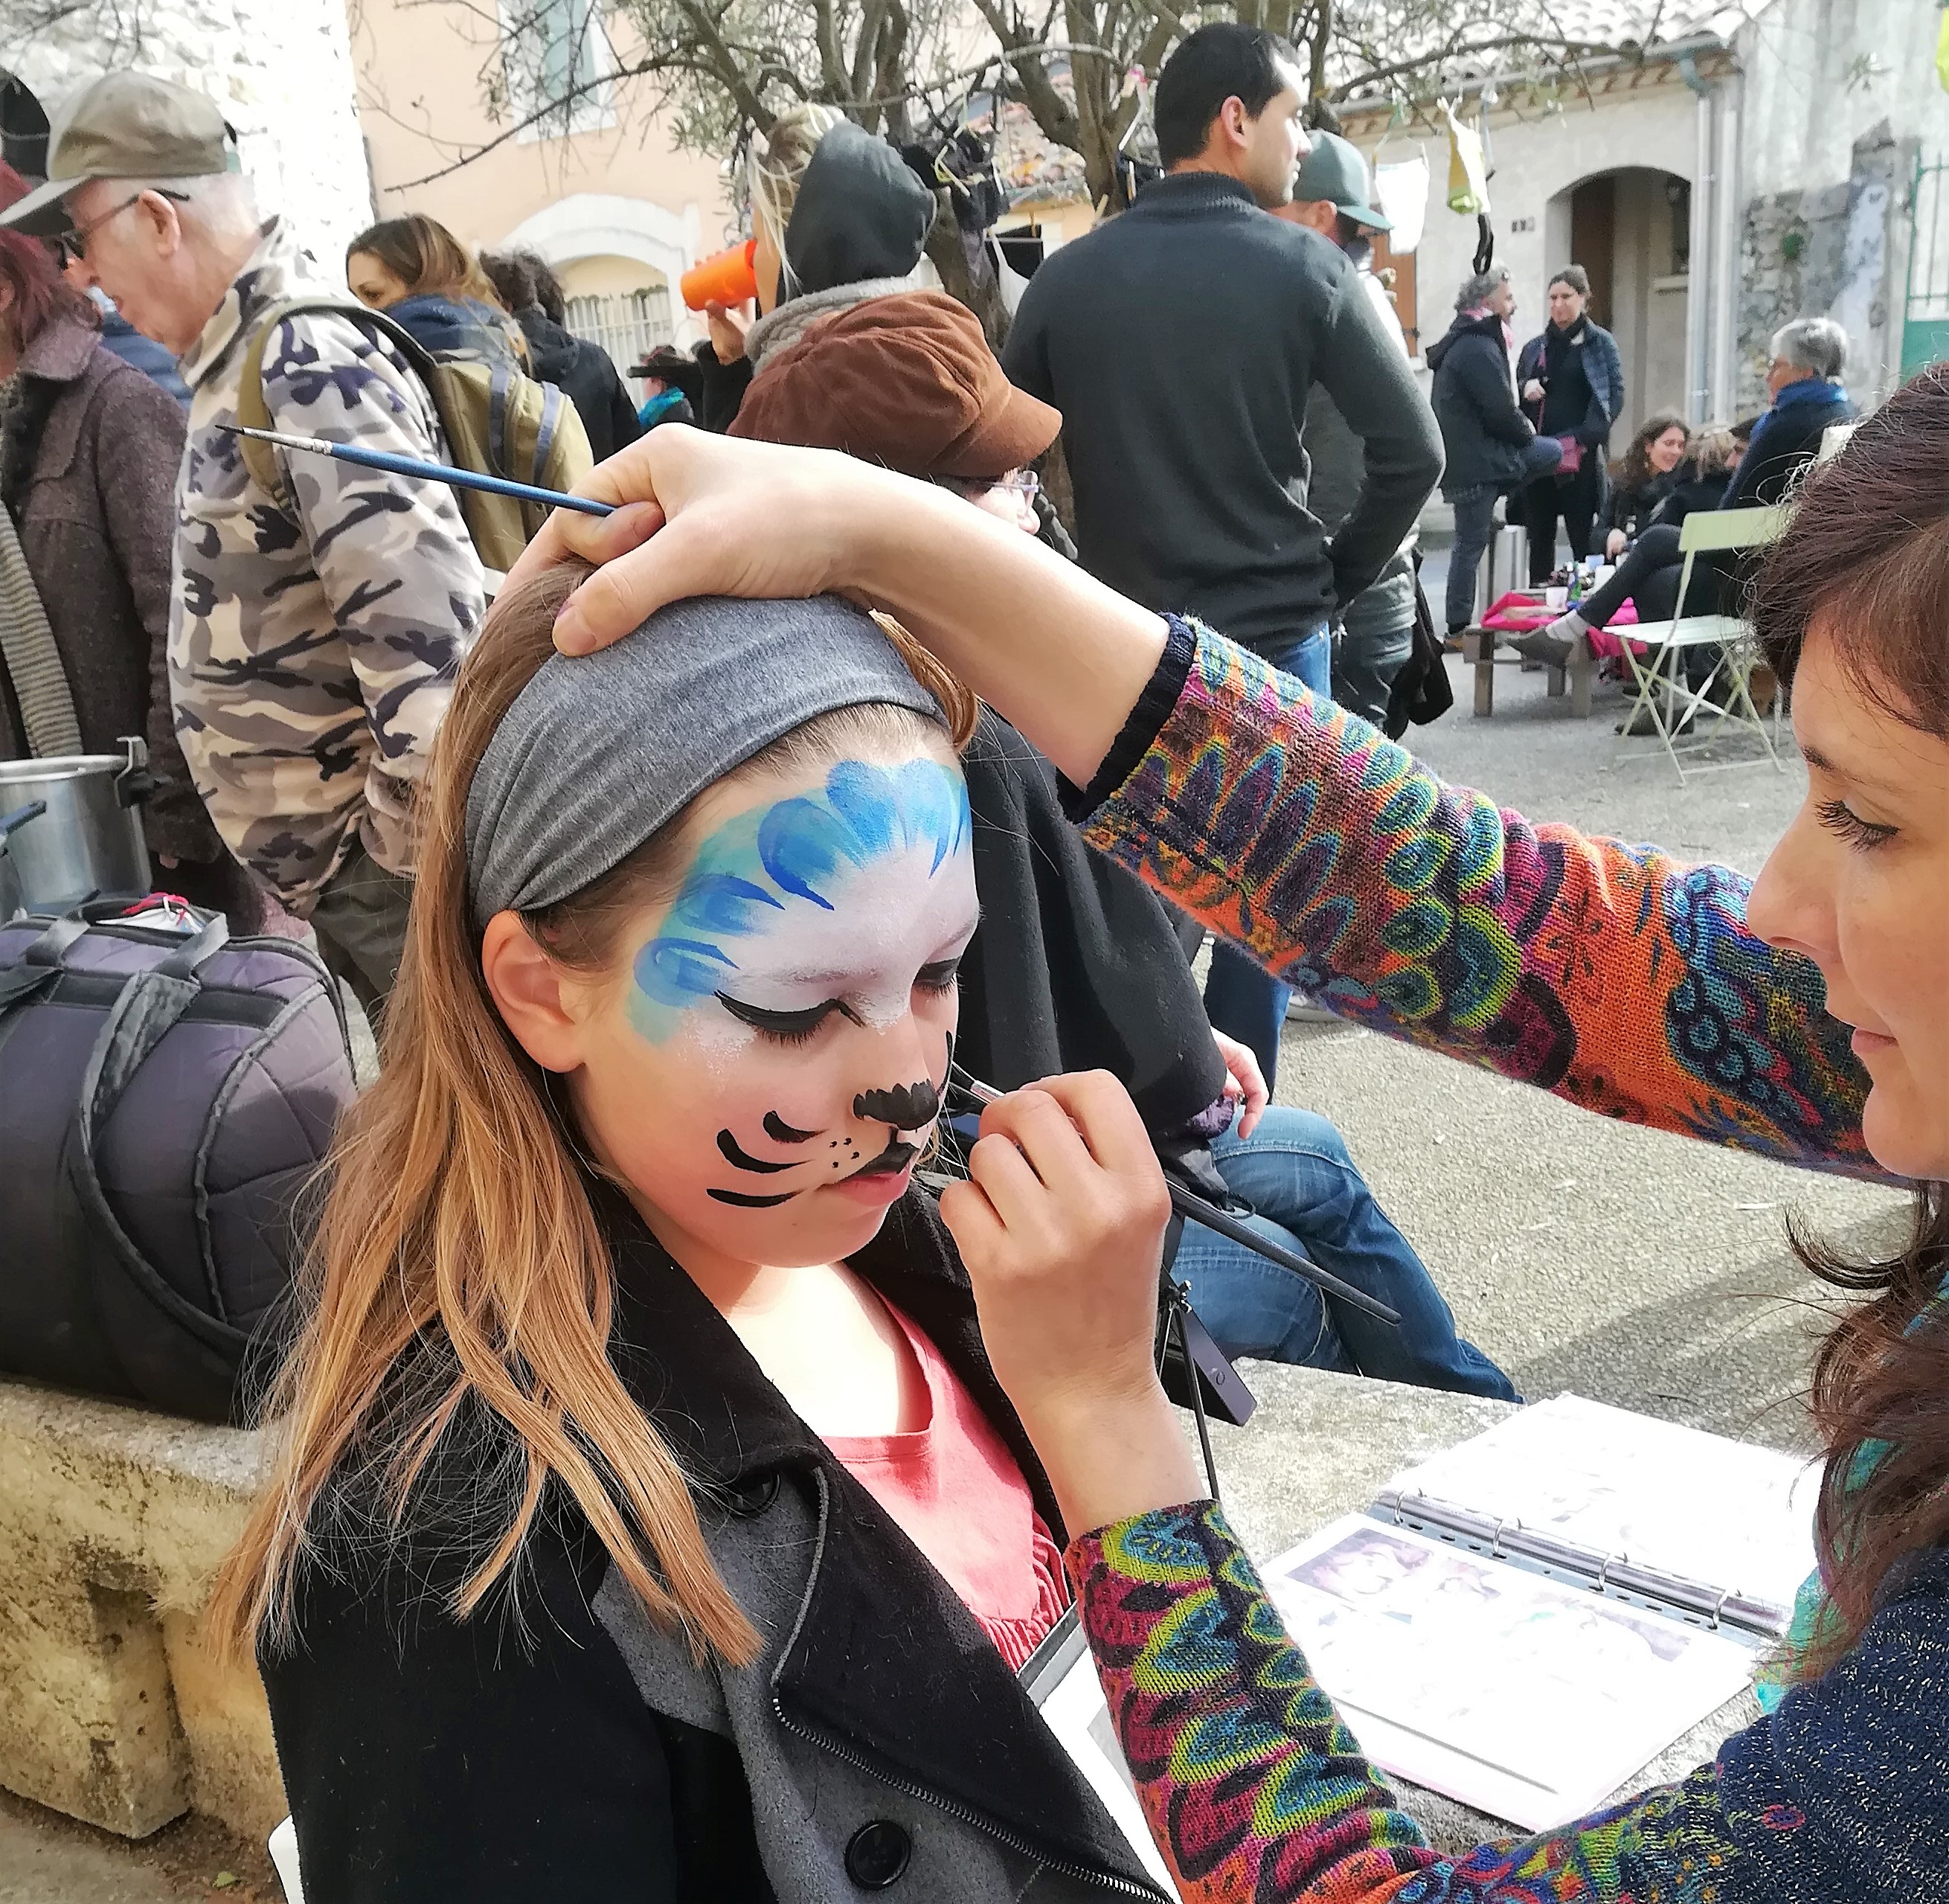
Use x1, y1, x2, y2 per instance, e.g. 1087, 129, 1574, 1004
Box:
234, 298, 594, 578
0, 906, 356, 1423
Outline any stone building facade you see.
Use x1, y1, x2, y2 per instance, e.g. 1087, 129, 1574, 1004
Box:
0, 0, 373, 266
1341, 0, 1949, 429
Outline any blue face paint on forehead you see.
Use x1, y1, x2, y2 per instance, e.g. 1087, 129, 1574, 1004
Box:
630, 756, 972, 1043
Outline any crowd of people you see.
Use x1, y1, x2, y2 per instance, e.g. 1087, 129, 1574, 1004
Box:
0, 28, 1939, 1904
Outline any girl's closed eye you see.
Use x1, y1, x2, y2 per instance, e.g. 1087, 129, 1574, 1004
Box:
715, 993, 859, 1044
916, 958, 961, 995
1817, 797, 1898, 851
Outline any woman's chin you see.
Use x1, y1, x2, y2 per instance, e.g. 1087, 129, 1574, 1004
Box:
1859, 1083, 1948, 1183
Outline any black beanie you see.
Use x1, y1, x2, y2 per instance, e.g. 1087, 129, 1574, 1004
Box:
783, 122, 937, 298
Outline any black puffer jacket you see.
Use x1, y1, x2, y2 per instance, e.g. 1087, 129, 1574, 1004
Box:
1427, 310, 1537, 495
513, 307, 645, 463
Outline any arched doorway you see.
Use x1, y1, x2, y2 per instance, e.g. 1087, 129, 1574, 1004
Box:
1545, 167, 1692, 435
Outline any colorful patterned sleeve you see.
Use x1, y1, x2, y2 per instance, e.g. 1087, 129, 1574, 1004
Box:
1077, 620, 1875, 1178
1068, 1501, 1760, 1903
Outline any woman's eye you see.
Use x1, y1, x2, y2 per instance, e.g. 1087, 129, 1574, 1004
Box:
915, 959, 961, 996
1816, 797, 1898, 852
715, 993, 842, 1045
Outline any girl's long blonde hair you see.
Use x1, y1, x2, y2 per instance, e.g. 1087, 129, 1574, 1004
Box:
210, 563, 971, 1668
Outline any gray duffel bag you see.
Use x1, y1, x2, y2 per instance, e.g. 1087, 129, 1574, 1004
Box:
0, 906, 356, 1423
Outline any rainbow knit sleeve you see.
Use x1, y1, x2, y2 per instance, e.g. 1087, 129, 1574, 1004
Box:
1067, 1501, 1759, 1903
1078, 621, 1875, 1177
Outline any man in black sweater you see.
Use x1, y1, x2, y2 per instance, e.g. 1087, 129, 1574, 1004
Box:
1002, 22, 1443, 1082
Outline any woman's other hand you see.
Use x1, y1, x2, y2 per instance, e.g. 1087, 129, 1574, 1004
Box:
1212, 1029, 1268, 1138
1521, 377, 1546, 403
704, 298, 752, 365
939, 1071, 1204, 1533
1605, 528, 1628, 560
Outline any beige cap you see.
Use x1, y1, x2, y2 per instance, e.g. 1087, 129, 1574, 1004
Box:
0, 71, 235, 237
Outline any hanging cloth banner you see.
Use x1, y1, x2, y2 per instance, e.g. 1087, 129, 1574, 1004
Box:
1374, 153, 1430, 253
1442, 98, 1489, 217
1938, 0, 1949, 92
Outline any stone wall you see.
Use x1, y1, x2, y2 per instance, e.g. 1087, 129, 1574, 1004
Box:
1734, 0, 1949, 405
1, 0, 373, 268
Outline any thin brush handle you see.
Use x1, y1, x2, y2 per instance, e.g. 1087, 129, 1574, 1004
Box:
221, 424, 617, 518
951, 1071, 1401, 1325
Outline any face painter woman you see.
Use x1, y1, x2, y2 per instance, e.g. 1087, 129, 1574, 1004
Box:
211, 573, 1177, 1899
515, 376, 1949, 1897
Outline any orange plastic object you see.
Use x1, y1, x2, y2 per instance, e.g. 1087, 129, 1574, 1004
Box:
681, 239, 759, 311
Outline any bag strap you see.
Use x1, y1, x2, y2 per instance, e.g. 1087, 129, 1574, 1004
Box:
0, 911, 89, 1011
0, 493, 81, 756
237, 298, 445, 512
68, 914, 246, 1347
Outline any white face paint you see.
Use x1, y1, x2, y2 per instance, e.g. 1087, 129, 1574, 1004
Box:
566, 749, 979, 1275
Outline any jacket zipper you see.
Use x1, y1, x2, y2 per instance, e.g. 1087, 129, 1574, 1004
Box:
771, 1697, 1170, 1902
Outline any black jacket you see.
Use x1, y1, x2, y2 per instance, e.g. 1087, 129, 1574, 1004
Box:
1721, 382, 1856, 512
1002, 172, 1442, 657
1427, 310, 1536, 494
262, 1190, 1160, 1903
957, 711, 1224, 1135
513, 307, 645, 464
1604, 469, 1675, 540
1648, 467, 1733, 531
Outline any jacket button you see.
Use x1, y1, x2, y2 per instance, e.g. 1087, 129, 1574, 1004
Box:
727, 1471, 778, 1518
844, 1820, 911, 1889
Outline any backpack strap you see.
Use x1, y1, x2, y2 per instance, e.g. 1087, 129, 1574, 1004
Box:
0, 911, 91, 1011
236, 297, 444, 512
68, 914, 247, 1347
530, 378, 568, 486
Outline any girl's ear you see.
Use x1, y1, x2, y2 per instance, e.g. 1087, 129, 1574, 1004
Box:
480, 911, 588, 1073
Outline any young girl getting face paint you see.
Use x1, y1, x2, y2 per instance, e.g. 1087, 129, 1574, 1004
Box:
561, 746, 978, 1272
216, 571, 1152, 1903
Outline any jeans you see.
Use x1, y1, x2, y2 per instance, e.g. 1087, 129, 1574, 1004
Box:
1523, 450, 1603, 583
1443, 437, 1561, 632
1172, 1106, 1519, 1398
1201, 624, 1331, 1084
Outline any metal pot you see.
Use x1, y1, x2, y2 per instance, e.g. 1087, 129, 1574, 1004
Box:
0, 798, 45, 922
0, 737, 152, 909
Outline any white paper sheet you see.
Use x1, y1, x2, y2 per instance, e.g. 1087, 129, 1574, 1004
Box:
1384, 1394, 1820, 1621
1263, 1516, 1757, 1831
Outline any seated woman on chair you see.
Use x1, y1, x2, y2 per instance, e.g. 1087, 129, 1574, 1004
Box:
1600, 409, 1689, 559
1523, 316, 1854, 674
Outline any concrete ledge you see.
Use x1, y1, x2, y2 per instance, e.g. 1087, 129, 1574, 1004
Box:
0, 1382, 283, 1842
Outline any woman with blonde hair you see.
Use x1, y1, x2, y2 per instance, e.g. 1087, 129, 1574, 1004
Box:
689, 104, 935, 428
213, 566, 1170, 1897
345, 211, 527, 370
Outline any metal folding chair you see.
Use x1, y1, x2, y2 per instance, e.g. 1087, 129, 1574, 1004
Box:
1612, 505, 1788, 785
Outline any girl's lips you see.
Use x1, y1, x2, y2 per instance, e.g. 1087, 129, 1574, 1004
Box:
1850, 1026, 1898, 1057
829, 1155, 916, 1205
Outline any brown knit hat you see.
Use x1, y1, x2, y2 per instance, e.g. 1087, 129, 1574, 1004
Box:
730, 289, 1059, 479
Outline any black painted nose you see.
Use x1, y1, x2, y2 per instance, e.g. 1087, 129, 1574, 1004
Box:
853, 1080, 940, 1128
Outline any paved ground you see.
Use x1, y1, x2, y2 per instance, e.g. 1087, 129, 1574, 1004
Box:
1266, 642, 1906, 1456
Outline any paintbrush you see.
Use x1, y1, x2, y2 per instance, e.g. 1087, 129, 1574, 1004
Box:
948, 1066, 1400, 1325
217, 423, 617, 519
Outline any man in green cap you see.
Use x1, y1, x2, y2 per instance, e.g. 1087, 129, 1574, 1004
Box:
1276, 131, 1428, 733
4, 73, 485, 1017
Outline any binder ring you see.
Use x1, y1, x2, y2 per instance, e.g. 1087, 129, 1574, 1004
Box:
1597, 1555, 1612, 1593
1490, 1519, 1509, 1559
1710, 1588, 1731, 1631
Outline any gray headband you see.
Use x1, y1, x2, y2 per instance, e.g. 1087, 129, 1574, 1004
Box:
465, 593, 943, 925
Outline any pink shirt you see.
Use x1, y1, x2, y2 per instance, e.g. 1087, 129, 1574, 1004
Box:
823, 1301, 1069, 1672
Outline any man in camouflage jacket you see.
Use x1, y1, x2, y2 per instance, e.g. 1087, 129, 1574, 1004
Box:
5, 74, 485, 1013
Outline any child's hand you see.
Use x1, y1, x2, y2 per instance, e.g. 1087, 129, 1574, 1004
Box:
939, 1071, 1204, 1532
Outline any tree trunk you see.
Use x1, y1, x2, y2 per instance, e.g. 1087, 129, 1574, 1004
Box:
925, 196, 1010, 348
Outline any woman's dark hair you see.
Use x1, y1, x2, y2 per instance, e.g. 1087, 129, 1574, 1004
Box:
1615, 410, 1689, 490
1153, 24, 1298, 168
347, 213, 504, 310
1550, 264, 1590, 297
1749, 361, 1949, 1678
479, 247, 568, 326
0, 160, 97, 350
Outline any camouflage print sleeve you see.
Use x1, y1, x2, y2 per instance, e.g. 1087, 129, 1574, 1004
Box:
259, 310, 486, 798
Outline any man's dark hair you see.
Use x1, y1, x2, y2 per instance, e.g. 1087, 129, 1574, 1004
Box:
1153, 24, 1299, 169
